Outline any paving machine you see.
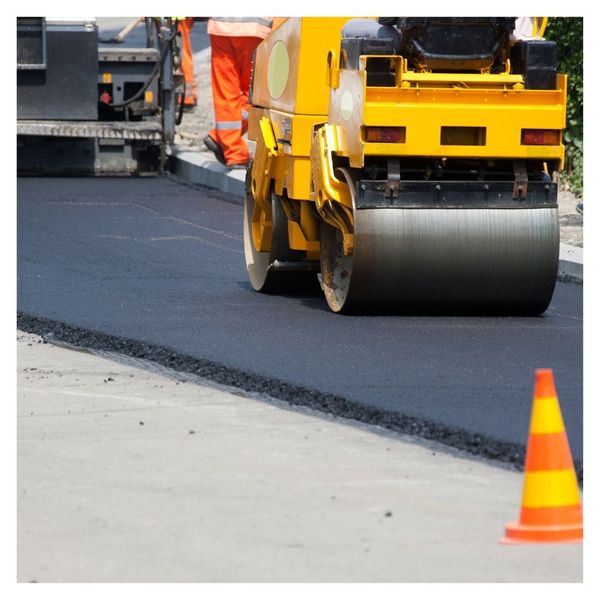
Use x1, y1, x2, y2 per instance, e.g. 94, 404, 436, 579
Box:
17, 17, 183, 175
244, 17, 566, 314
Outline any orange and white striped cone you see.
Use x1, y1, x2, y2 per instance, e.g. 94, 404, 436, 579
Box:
502, 369, 582, 543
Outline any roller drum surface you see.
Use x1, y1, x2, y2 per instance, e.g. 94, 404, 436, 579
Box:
321, 207, 559, 314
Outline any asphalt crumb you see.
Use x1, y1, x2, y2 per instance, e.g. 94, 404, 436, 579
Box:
17, 311, 583, 484
557, 272, 583, 286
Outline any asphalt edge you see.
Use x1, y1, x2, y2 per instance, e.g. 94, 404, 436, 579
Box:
22, 311, 583, 482
169, 147, 583, 284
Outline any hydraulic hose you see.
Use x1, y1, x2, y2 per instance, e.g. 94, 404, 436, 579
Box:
106, 20, 179, 109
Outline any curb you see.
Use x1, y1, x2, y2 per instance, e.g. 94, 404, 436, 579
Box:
170, 147, 583, 283
559, 243, 583, 282
170, 147, 246, 197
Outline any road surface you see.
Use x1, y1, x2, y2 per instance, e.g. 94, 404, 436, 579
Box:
17, 176, 583, 469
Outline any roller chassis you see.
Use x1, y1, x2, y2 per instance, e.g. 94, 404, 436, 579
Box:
244, 17, 566, 314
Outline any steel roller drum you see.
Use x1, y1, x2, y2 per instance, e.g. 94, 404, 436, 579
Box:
244, 174, 320, 294
320, 206, 560, 314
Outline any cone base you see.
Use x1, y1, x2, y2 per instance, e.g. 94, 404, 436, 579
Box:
501, 521, 583, 544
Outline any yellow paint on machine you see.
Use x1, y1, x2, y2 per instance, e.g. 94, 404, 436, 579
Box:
246, 16, 568, 262
355, 74, 567, 166
252, 17, 352, 115
521, 470, 581, 508
530, 397, 567, 434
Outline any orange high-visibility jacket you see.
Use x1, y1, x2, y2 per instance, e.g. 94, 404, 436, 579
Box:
207, 17, 274, 39
206, 17, 286, 165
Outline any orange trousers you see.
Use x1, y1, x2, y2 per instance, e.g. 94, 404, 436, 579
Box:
179, 18, 197, 105
208, 34, 262, 165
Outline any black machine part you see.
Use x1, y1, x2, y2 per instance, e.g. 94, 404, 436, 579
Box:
98, 48, 160, 111
341, 19, 402, 69
375, 17, 516, 71
511, 39, 557, 89
355, 179, 557, 210
17, 17, 183, 174
17, 18, 99, 120
104, 22, 180, 110
17, 17, 46, 69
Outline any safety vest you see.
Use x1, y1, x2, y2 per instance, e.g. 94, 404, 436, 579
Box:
207, 17, 273, 39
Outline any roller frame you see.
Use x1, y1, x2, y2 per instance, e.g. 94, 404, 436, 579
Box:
245, 17, 566, 314
320, 169, 559, 314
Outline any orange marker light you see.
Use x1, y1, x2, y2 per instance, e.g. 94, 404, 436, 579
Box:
521, 129, 561, 145
364, 126, 406, 143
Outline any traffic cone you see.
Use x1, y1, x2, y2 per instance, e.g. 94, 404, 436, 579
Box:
501, 369, 583, 543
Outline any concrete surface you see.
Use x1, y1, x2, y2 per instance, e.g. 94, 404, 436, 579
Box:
171, 147, 246, 197
559, 243, 584, 280
17, 331, 582, 583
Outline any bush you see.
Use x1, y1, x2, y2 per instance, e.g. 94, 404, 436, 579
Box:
544, 17, 583, 196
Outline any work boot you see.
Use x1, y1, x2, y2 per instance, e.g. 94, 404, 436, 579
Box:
203, 135, 226, 166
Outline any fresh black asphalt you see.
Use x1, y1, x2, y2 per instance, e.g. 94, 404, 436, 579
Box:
17, 176, 583, 472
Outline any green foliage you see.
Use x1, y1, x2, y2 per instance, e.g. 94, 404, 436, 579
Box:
545, 17, 583, 196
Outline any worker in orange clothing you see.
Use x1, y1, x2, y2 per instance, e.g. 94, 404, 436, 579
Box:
203, 17, 280, 169
178, 17, 197, 108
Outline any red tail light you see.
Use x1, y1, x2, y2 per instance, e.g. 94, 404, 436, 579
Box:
521, 129, 561, 145
364, 126, 406, 143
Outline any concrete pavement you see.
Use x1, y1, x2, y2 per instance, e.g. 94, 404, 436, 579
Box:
17, 331, 582, 582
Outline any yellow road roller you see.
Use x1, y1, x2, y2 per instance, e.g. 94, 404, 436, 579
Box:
244, 17, 567, 313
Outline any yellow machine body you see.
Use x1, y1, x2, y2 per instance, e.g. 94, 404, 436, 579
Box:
330, 61, 566, 166
245, 17, 567, 314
